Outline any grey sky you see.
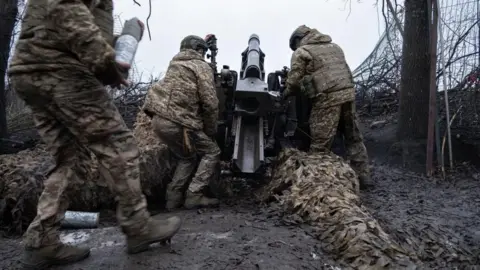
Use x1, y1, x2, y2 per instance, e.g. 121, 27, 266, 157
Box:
114, 0, 383, 80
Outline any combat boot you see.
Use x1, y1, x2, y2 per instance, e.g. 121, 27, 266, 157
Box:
184, 190, 220, 209
165, 192, 184, 210
127, 216, 182, 254
22, 243, 90, 269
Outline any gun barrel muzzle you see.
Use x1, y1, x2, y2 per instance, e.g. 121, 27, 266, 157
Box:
244, 34, 262, 79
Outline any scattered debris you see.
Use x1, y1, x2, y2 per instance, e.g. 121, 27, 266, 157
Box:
370, 120, 387, 129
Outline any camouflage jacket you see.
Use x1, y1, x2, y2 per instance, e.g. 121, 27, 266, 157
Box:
285, 29, 355, 107
8, 0, 117, 83
142, 49, 219, 135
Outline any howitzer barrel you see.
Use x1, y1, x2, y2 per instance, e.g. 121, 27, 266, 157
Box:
243, 34, 262, 79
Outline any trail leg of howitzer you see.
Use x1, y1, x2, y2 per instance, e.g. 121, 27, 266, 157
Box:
232, 117, 264, 173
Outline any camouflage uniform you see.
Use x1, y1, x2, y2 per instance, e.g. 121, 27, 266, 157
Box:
143, 37, 221, 209
8, 0, 181, 268
284, 25, 372, 189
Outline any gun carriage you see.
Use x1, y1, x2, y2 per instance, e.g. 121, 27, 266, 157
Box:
205, 34, 312, 176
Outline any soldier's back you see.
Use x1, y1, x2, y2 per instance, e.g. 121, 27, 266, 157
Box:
143, 50, 209, 131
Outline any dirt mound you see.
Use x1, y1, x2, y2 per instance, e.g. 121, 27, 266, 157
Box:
258, 149, 473, 269
0, 111, 173, 234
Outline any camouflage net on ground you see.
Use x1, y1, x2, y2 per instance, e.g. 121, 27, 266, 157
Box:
258, 149, 473, 269
0, 111, 172, 234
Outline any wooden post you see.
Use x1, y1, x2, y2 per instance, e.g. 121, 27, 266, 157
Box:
426, 0, 438, 176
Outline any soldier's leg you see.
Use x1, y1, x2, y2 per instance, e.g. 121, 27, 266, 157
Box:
151, 116, 196, 210
50, 69, 181, 253
184, 130, 221, 209
338, 101, 372, 189
11, 74, 90, 268
309, 99, 342, 153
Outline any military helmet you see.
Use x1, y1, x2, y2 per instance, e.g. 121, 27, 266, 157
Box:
289, 25, 311, 51
180, 35, 209, 52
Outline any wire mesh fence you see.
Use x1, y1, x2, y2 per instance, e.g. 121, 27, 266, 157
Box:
353, 0, 479, 117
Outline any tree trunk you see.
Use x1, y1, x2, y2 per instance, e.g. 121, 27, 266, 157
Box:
396, 0, 430, 170
0, 0, 18, 138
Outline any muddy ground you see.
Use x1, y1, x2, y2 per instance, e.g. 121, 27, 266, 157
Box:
2, 117, 480, 269
0, 201, 339, 270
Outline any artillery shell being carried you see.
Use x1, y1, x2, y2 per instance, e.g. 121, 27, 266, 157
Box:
60, 211, 100, 229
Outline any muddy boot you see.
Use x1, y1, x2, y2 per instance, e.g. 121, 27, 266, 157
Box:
184, 190, 219, 209
165, 192, 184, 211
22, 243, 90, 269
127, 216, 182, 254
359, 175, 374, 190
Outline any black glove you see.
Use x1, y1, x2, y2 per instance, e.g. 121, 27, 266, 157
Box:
99, 61, 129, 88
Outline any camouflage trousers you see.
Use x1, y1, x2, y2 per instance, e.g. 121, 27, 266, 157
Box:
151, 116, 220, 200
10, 69, 150, 249
309, 99, 370, 179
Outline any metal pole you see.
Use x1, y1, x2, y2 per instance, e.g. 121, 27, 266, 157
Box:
437, 1, 454, 168
427, 0, 438, 176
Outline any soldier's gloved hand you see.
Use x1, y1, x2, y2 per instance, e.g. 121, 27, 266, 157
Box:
106, 62, 130, 88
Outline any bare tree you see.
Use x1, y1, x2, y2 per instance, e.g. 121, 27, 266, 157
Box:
0, 0, 18, 138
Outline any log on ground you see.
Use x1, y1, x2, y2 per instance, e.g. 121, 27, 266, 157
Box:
0, 111, 172, 234
257, 149, 472, 269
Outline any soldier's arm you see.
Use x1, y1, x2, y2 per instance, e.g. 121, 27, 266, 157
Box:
284, 48, 311, 96
47, 0, 118, 83
196, 62, 219, 137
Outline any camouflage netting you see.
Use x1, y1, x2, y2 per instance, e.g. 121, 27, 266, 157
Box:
258, 149, 473, 269
0, 110, 173, 234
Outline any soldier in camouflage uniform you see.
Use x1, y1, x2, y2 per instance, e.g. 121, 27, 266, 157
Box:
142, 35, 221, 210
282, 25, 373, 190
7, 0, 182, 268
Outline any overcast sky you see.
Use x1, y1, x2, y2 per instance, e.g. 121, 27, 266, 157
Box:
114, 0, 384, 80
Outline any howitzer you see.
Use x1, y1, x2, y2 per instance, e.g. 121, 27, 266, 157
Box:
207, 34, 308, 176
